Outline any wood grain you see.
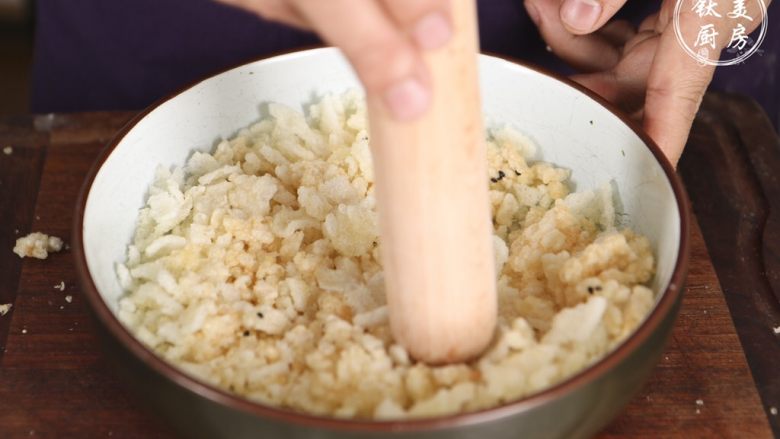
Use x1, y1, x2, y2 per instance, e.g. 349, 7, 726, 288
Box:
0, 112, 173, 438
0, 115, 46, 363
678, 92, 780, 437
600, 222, 771, 438
0, 98, 775, 438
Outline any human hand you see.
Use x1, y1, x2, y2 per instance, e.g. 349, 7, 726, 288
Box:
523, 0, 769, 166
216, 0, 453, 121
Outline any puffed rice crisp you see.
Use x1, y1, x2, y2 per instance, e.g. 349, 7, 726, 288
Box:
117, 91, 655, 420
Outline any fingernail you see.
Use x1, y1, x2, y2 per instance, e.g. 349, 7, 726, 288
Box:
384, 78, 430, 121
525, 2, 541, 26
413, 12, 452, 50
560, 0, 602, 32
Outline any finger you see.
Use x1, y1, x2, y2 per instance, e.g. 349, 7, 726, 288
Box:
216, 0, 310, 29
597, 19, 636, 47
638, 12, 658, 33
559, 0, 628, 34
643, 21, 715, 167
622, 29, 658, 60
525, 0, 621, 72
379, 0, 452, 50
573, 30, 658, 112
621, 6, 659, 53
291, 0, 430, 121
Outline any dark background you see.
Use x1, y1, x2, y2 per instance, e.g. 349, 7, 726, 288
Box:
0, 0, 33, 116
1, 0, 778, 130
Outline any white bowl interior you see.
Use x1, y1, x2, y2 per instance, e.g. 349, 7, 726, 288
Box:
83, 47, 680, 317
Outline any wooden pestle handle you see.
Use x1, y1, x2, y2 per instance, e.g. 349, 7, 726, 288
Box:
367, 0, 496, 364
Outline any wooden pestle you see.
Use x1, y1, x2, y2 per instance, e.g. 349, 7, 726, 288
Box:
367, 0, 496, 364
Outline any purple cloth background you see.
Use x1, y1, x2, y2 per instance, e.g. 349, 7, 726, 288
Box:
32, 0, 778, 128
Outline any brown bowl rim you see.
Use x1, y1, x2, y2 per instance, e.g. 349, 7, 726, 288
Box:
73, 46, 691, 433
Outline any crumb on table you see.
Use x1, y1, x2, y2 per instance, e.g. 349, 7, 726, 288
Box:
13, 232, 64, 259
65, 295, 73, 303
2, 146, 12, 155
54, 281, 65, 291
0, 303, 12, 316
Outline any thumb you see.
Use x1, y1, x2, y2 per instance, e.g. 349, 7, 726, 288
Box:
559, 0, 628, 34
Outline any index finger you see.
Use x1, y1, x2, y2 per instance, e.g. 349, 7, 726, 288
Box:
642, 9, 716, 166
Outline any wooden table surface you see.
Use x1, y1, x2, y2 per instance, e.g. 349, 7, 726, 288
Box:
0, 93, 778, 438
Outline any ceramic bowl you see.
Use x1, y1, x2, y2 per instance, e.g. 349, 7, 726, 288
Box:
74, 47, 690, 439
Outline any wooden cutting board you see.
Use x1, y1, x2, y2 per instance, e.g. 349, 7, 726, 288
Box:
0, 94, 775, 438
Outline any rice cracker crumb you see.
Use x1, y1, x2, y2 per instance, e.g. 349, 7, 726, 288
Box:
0, 303, 12, 316
2, 146, 12, 155
13, 232, 63, 259
117, 92, 657, 420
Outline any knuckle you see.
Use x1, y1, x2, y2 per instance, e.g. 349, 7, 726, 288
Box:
386, 0, 448, 24
646, 80, 706, 121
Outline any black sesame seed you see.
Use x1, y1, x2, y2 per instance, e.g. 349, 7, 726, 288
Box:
589, 120, 593, 125
498, 170, 506, 180
514, 170, 521, 176
587, 286, 595, 294
243, 330, 250, 337
257, 312, 264, 318
490, 177, 499, 183
595, 286, 602, 291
